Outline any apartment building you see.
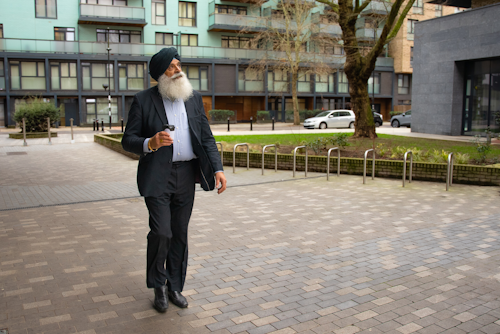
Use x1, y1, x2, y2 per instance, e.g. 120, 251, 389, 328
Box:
0, 0, 396, 127
389, 0, 465, 112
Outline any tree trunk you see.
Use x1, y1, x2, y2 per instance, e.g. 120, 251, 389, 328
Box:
292, 71, 300, 125
349, 78, 377, 139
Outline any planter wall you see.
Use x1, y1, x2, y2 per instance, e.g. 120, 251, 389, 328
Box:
9, 132, 58, 139
94, 134, 500, 186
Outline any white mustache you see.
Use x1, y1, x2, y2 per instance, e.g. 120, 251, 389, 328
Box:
171, 72, 184, 79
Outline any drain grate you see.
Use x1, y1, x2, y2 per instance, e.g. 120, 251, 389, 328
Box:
6, 152, 27, 155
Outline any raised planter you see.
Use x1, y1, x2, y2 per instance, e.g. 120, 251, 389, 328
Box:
94, 134, 500, 186
9, 132, 58, 139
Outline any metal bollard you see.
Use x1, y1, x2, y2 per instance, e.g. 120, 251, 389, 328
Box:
22, 118, 27, 146
96, 119, 99, 131
47, 117, 52, 145
272, 117, 275, 131
93, 119, 96, 131
101, 120, 104, 132
250, 117, 253, 131
70, 118, 75, 144
227, 117, 230, 132
109, 115, 112, 130
121, 118, 124, 132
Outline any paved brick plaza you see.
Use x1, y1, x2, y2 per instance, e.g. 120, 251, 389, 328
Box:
1, 141, 500, 334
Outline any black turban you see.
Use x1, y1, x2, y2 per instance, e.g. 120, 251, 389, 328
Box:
149, 47, 181, 81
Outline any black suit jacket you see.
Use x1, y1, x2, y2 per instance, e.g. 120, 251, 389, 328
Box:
122, 86, 223, 197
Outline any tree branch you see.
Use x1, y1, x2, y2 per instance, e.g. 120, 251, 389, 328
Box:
385, 0, 416, 42
354, 0, 373, 15
315, 0, 339, 14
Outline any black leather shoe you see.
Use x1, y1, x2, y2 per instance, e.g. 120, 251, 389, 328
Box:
168, 291, 188, 308
153, 286, 168, 313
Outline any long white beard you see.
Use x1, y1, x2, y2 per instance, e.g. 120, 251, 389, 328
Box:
157, 72, 194, 102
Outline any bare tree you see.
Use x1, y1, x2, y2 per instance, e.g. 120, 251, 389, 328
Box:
242, 0, 335, 125
316, 0, 415, 138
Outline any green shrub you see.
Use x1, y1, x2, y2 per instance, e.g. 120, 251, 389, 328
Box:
389, 111, 404, 117
257, 111, 270, 121
208, 109, 235, 121
329, 133, 350, 149
13, 97, 60, 132
472, 135, 492, 164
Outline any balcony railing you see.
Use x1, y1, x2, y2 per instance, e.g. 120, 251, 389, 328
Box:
208, 13, 267, 32
79, 4, 146, 26
0, 38, 393, 67
361, 1, 392, 15
356, 28, 383, 40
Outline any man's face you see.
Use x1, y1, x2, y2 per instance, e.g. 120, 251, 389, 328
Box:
164, 59, 182, 78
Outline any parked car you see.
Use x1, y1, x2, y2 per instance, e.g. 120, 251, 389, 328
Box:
303, 110, 355, 129
390, 110, 412, 128
373, 112, 383, 127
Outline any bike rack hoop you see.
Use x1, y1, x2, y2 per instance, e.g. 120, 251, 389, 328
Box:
327, 147, 340, 180
446, 152, 454, 191
402, 150, 413, 187
293, 146, 308, 178
363, 149, 375, 184
262, 144, 277, 175
233, 143, 249, 173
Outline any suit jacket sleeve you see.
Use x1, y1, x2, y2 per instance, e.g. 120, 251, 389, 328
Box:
197, 94, 223, 173
122, 95, 147, 156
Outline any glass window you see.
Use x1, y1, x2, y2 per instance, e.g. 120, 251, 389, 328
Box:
368, 73, 380, 94
412, 0, 423, 14
50, 62, 77, 90
81, 62, 114, 91
315, 73, 334, 93
10, 60, 46, 90
184, 65, 208, 91
410, 46, 414, 68
238, 68, 264, 92
54, 27, 75, 41
85, 97, 118, 124
156, 32, 173, 45
152, 0, 166, 25
297, 70, 311, 93
0, 24, 3, 39
338, 71, 348, 93
0, 61, 5, 91
97, 29, 141, 43
407, 19, 417, 35
398, 74, 410, 95
269, 69, 288, 92
435, 5, 442, 17
118, 63, 145, 91
180, 34, 197, 46
35, 0, 57, 18
179, 2, 196, 27
215, 5, 247, 15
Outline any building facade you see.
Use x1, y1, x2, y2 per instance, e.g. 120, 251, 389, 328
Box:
412, 0, 500, 136
0, 0, 396, 127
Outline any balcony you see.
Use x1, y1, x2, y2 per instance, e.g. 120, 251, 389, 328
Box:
361, 0, 392, 16
79, 4, 146, 27
311, 13, 342, 38
220, 0, 268, 3
356, 28, 383, 41
0, 38, 393, 68
208, 1, 265, 33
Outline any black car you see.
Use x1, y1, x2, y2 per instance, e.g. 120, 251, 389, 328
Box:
373, 112, 383, 127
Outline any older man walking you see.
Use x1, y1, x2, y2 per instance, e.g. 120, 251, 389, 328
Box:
122, 47, 226, 313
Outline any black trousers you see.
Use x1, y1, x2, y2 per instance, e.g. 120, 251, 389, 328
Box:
144, 160, 196, 290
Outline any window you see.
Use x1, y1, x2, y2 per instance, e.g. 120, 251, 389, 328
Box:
180, 34, 197, 46
0, 24, 3, 38
407, 19, 417, 40
119, 63, 145, 90
0, 61, 5, 91
316, 41, 344, 55
10, 61, 46, 90
238, 68, 264, 92
36, 0, 57, 18
97, 29, 141, 43
215, 5, 247, 15
80, 0, 127, 4
179, 2, 196, 27
85, 97, 118, 124
297, 70, 311, 93
50, 62, 77, 90
54, 27, 75, 41
368, 73, 380, 94
152, 0, 165, 25
398, 100, 411, 105
410, 46, 413, 68
155, 32, 173, 45
412, 0, 423, 14
268, 69, 288, 92
184, 66, 208, 91
435, 5, 442, 17
81, 62, 114, 90
338, 71, 348, 93
221, 36, 256, 49
315, 73, 335, 93
398, 74, 410, 95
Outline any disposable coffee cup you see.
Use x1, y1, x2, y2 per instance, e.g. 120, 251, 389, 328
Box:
163, 124, 175, 141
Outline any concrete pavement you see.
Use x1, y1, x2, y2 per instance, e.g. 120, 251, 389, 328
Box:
1, 136, 500, 333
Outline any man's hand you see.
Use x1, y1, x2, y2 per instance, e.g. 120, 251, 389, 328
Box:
215, 172, 227, 194
149, 131, 174, 150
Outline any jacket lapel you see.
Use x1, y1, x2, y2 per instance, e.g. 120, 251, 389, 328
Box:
184, 98, 196, 119
151, 86, 168, 125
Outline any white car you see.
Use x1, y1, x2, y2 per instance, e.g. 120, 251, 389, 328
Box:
303, 110, 355, 129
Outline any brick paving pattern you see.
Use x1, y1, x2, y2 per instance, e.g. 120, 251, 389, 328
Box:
1, 140, 500, 334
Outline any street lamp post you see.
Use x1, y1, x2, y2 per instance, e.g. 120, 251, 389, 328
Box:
106, 27, 112, 129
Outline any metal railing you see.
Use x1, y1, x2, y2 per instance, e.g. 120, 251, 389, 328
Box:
233, 143, 249, 173
402, 151, 413, 187
293, 146, 308, 178
363, 149, 375, 184
215, 142, 223, 166
327, 147, 340, 180
262, 144, 277, 175
446, 152, 454, 191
